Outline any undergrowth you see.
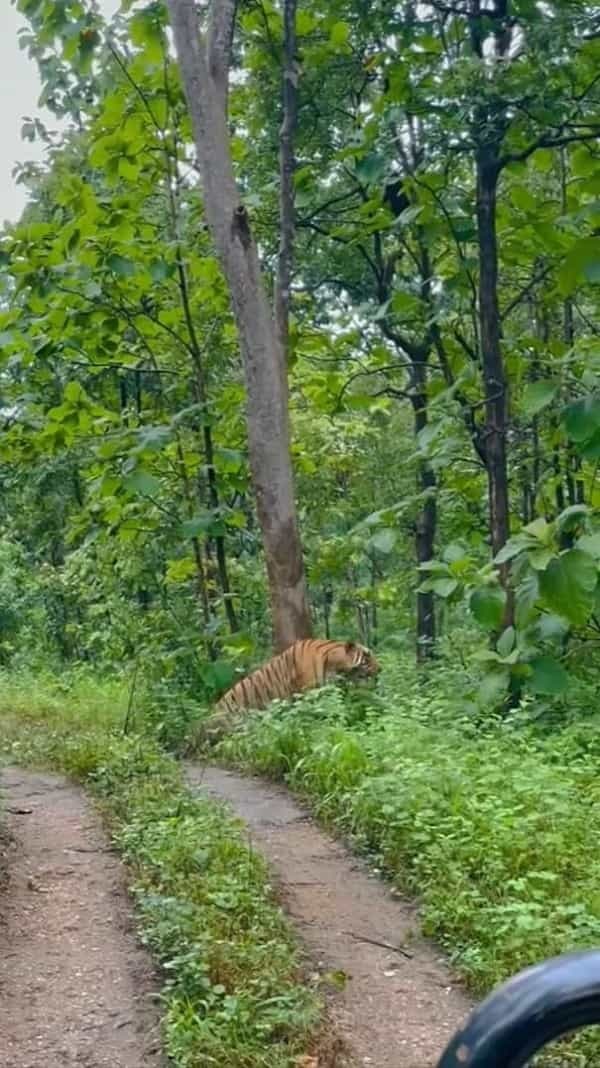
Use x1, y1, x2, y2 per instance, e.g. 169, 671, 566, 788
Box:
211, 652, 600, 1066
7, 653, 600, 1064
0, 668, 322, 1068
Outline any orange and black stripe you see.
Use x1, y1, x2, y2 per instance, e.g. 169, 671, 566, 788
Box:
214, 639, 379, 718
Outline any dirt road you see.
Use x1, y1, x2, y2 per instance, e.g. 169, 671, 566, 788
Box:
0, 767, 164, 1068
186, 764, 471, 1068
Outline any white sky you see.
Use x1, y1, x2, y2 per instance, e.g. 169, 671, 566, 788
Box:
1, 0, 118, 225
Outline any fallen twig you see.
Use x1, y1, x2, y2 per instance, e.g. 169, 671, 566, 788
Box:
343, 930, 413, 959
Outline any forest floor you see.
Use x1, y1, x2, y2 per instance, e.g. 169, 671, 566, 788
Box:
185, 763, 471, 1068
0, 766, 164, 1068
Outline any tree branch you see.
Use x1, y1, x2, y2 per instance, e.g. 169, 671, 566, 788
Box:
501, 261, 555, 321
501, 129, 600, 168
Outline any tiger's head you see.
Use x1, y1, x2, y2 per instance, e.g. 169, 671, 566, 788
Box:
343, 641, 380, 678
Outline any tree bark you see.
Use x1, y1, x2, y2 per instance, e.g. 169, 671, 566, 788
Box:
202, 420, 239, 633
275, 0, 299, 360
560, 148, 584, 510
476, 154, 511, 569
175, 438, 216, 658
166, 0, 311, 651
410, 358, 436, 661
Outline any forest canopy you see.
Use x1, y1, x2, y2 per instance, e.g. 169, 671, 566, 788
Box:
2, 0, 600, 713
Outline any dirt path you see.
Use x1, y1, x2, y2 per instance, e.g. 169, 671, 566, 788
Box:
0, 767, 164, 1068
186, 765, 471, 1068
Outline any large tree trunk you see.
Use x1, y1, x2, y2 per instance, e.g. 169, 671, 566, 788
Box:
166, 0, 311, 651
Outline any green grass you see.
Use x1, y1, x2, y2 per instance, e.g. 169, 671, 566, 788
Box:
209, 655, 600, 1065
7, 656, 600, 1064
0, 668, 323, 1068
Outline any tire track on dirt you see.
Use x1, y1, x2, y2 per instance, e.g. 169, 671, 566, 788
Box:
185, 764, 471, 1068
0, 767, 164, 1068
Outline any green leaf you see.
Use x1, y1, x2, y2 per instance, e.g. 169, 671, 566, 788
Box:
527, 547, 554, 571
494, 534, 531, 564
563, 395, 600, 444
215, 447, 245, 472
181, 513, 214, 538
470, 587, 506, 629
510, 185, 537, 212
443, 542, 468, 564
118, 158, 140, 182
124, 470, 161, 496
523, 517, 550, 541
390, 290, 419, 315
369, 528, 396, 554
296, 10, 318, 34
149, 259, 171, 282
556, 504, 589, 531
130, 9, 164, 64
522, 380, 557, 417
329, 20, 350, 47
539, 550, 597, 626
355, 153, 385, 184
515, 571, 539, 626
558, 237, 600, 294
577, 532, 600, 558
107, 254, 136, 277
428, 577, 459, 598
64, 381, 85, 404
165, 557, 197, 583
496, 626, 515, 658
581, 430, 600, 460
528, 656, 569, 696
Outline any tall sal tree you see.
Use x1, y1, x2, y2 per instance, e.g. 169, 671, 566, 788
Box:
166, 0, 311, 651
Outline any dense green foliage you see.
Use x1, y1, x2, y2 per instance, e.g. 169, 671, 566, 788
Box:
4, 1, 600, 1061
214, 652, 600, 1065
0, 673, 322, 1068
2, 0, 600, 703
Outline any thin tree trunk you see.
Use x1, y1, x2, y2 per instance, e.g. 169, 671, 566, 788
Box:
370, 559, 378, 649
476, 154, 511, 584
167, 153, 238, 632
203, 429, 238, 633
275, 0, 299, 359
553, 446, 566, 514
176, 438, 216, 658
191, 535, 214, 653
167, 0, 311, 651
411, 359, 436, 661
560, 149, 584, 510
190, 369, 239, 634
323, 585, 333, 639
564, 309, 584, 506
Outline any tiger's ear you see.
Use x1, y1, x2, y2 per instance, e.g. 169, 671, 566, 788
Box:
345, 641, 356, 653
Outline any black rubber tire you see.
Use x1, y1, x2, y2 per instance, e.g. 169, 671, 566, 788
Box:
437, 950, 600, 1067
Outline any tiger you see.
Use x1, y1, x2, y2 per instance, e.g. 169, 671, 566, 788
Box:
195, 638, 380, 746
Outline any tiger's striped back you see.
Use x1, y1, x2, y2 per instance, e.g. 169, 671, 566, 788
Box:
215, 642, 298, 716
198, 639, 379, 745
